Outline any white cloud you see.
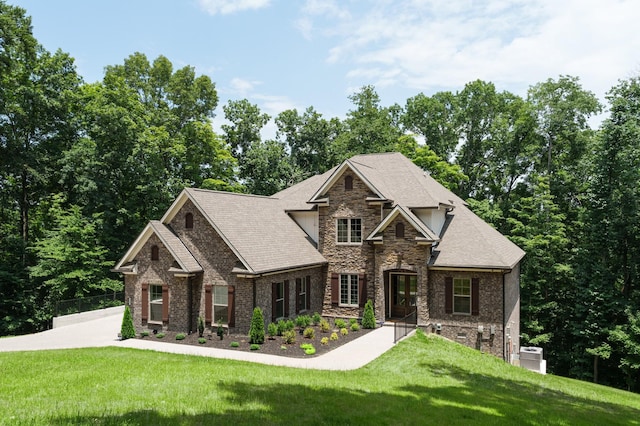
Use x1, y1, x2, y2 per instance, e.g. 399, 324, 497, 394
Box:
198, 0, 270, 15
309, 0, 640, 101
229, 77, 262, 95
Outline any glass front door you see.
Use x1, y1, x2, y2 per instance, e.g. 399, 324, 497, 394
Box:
390, 274, 417, 318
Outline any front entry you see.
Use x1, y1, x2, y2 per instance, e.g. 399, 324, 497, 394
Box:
385, 273, 417, 319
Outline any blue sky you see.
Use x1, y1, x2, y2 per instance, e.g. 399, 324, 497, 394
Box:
11, 0, 640, 137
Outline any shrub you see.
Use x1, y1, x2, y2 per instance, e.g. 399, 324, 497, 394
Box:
312, 312, 322, 325
198, 338, 206, 344
282, 330, 296, 344
320, 319, 331, 332
295, 315, 309, 329
267, 322, 278, 339
340, 327, 348, 336
249, 307, 265, 344
321, 337, 329, 345
351, 323, 361, 332
197, 316, 205, 337
280, 345, 287, 351
156, 333, 165, 339
285, 319, 295, 332
362, 299, 377, 329
140, 331, 150, 337
349, 318, 358, 326
276, 319, 287, 336
120, 306, 136, 340
335, 318, 346, 329
300, 343, 316, 355
303, 327, 315, 339
330, 332, 339, 341
175, 333, 186, 340
230, 341, 240, 348
250, 344, 260, 351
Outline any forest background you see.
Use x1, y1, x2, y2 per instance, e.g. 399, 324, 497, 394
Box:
2, 2, 640, 392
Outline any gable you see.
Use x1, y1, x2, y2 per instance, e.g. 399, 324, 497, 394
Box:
366, 205, 439, 243
308, 160, 387, 205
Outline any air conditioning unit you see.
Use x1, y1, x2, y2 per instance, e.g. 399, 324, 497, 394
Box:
520, 347, 546, 374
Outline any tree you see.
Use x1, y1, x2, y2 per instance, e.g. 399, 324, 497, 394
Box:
120, 306, 136, 340
361, 300, 377, 329
609, 309, 640, 391
240, 140, 294, 195
249, 307, 265, 344
222, 99, 270, 161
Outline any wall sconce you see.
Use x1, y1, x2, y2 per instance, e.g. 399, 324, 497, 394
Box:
435, 323, 442, 331
490, 325, 496, 336
477, 325, 484, 334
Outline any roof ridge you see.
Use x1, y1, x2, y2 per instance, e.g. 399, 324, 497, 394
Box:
187, 187, 274, 200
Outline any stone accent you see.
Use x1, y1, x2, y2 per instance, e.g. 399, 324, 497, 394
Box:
427, 269, 506, 358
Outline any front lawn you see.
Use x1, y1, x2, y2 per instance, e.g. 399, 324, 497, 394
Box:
1, 331, 639, 425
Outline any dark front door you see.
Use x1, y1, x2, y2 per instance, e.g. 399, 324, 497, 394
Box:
390, 274, 417, 318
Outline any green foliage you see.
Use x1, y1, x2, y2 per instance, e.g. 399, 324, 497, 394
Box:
295, 315, 312, 329
140, 331, 149, 337
311, 312, 322, 325
320, 319, 331, 333
282, 330, 296, 345
119, 306, 136, 340
330, 332, 339, 341
335, 319, 346, 329
249, 344, 260, 351
267, 322, 278, 339
300, 343, 316, 355
198, 338, 206, 344
340, 328, 349, 336
321, 337, 329, 345
303, 327, 315, 339
361, 300, 377, 329
230, 341, 240, 348
175, 333, 186, 341
197, 316, 205, 338
249, 307, 265, 344
156, 333, 165, 339
350, 323, 361, 332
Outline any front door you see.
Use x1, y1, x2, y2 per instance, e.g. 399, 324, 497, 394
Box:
390, 273, 417, 318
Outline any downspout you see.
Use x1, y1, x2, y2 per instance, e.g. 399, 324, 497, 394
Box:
502, 272, 506, 362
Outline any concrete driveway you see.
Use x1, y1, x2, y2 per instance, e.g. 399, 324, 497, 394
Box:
0, 308, 400, 370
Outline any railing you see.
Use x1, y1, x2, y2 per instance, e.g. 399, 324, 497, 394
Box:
394, 310, 417, 343
55, 291, 124, 317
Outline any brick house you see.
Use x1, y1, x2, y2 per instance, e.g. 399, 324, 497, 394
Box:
114, 152, 524, 360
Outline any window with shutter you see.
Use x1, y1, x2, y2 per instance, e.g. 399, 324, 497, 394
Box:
185, 213, 194, 229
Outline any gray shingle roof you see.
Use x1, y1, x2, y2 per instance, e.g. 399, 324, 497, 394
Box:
149, 221, 203, 273
185, 188, 327, 275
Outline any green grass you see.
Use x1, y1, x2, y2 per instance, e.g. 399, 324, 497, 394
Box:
1, 331, 639, 425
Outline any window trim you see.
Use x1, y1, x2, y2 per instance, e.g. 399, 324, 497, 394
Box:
149, 284, 163, 324
339, 273, 359, 307
453, 278, 471, 315
336, 218, 362, 245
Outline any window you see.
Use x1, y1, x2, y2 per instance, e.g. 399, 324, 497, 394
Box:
340, 274, 359, 307
212, 285, 228, 324
344, 175, 353, 190
149, 284, 163, 322
185, 213, 194, 229
274, 282, 285, 320
395, 222, 405, 238
151, 245, 159, 261
297, 276, 310, 313
453, 278, 471, 314
336, 218, 362, 244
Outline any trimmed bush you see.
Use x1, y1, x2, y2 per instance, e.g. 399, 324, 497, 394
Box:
230, 341, 240, 348
175, 333, 186, 340
340, 327, 348, 336
351, 323, 361, 332
197, 316, 205, 338
300, 343, 316, 355
198, 338, 206, 344
312, 312, 322, 325
330, 332, 339, 341
276, 319, 287, 336
140, 331, 150, 337
120, 306, 136, 340
249, 307, 265, 344
267, 322, 278, 339
321, 337, 329, 345
156, 333, 165, 339
282, 330, 296, 344
362, 299, 377, 329
303, 327, 315, 339
349, 318, 358, 326
250, 344, 260, 351
320, 319, 331, 332
335, 318, 346, 329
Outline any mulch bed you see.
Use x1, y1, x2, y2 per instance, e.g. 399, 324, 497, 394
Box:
138, 323, 373, 358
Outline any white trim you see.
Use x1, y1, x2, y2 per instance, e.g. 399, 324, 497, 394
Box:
338, 273, 359, 307
335, 217, 363, 245
308, 160, 387, 204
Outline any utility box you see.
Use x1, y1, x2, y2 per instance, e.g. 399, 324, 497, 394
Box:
520, 347, 546, 374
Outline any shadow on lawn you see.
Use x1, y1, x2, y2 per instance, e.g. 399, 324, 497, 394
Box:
49, 372, 639, 426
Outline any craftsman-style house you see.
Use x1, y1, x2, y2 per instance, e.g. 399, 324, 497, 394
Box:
114, 152, 524, 360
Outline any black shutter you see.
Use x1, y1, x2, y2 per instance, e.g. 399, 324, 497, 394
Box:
272, 282, 277, 322
306, 275, 311, 312
331, 273, 339, 305
359, 274, 367, 307
295, 278, 302, 314
204, 284, 212, 323
445, 277, 453, 314
471, 278, 480, 316
228, 286, 235, 327
284, 280, 290, 318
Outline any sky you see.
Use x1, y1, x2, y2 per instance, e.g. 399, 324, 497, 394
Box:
10, 0, 640, 137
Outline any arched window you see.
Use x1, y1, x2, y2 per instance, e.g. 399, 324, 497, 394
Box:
344, 175, 353, 191
151, 245, 159, 261
395, 222, 405, 238
185, 212, 194, 229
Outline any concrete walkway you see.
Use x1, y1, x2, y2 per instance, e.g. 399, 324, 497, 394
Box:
0, 309, 399, 371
